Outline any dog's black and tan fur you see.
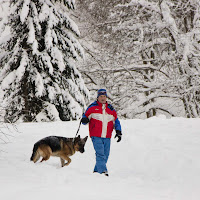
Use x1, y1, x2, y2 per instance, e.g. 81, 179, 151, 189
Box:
30, 135, 88, 167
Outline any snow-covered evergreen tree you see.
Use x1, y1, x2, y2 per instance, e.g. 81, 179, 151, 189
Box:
0, 0, 89, 122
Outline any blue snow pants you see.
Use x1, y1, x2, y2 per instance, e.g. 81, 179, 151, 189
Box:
91, 136, 111, 174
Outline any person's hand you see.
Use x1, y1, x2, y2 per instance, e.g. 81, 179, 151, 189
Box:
81, 117, 89, 124
114, 130, 122, 142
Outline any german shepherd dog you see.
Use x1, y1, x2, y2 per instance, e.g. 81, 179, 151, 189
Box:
30, 135, 88, 167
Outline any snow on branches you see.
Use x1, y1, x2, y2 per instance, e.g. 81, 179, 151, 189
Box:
0, 0, 89, 122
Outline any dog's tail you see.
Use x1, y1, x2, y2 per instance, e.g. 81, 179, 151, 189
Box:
30, 143, 39, 161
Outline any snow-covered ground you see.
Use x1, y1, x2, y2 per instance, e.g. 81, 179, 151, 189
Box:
0, 117, 200, 200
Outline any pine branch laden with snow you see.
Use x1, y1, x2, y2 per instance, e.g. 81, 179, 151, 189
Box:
54, 0, 75, 9
0, 0, 89, 123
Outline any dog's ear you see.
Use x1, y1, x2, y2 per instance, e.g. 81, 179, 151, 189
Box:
84, 136, 88, 142
74, 135, 80, 143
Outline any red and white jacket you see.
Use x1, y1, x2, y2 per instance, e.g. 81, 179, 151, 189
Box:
82, 101, 121, 138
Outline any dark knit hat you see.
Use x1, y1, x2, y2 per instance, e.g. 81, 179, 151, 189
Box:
97, 89, 107, 98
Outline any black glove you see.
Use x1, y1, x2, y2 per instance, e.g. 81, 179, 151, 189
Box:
114, 130, 122, 142
81, 117, 89, 124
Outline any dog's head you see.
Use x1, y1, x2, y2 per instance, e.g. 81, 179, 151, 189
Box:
74, 135, 88, 153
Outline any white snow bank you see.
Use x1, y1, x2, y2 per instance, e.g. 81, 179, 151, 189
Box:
0, 118, 200, 200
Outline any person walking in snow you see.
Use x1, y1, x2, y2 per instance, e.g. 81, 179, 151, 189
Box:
81, 89, 122, 176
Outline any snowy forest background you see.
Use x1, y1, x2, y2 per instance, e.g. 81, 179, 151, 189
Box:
1, 0, 200, 123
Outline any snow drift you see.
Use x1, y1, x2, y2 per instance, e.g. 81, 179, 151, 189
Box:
0, 117, 200, 200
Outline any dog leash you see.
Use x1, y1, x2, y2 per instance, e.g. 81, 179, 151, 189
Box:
74, 119, 82, 138
72, 119, 82, 145
73, 108, 85, 142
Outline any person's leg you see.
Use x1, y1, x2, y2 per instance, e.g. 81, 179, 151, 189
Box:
103, 138, 111, 164
103, 138, 111, 174
91, 137, 107, 174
